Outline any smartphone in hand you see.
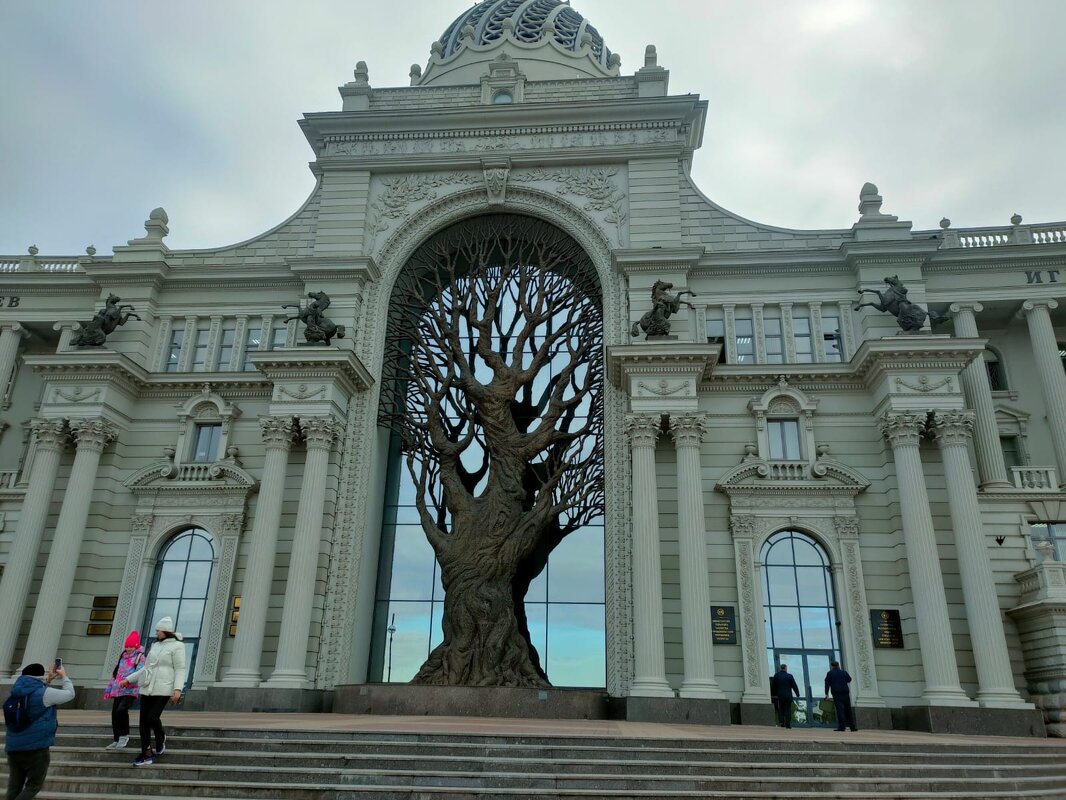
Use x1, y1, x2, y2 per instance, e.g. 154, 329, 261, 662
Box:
54, 657, 62, 670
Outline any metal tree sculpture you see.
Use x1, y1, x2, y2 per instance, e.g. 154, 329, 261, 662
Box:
379, 215, 604, 687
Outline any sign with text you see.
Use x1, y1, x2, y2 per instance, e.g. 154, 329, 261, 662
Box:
870, 608, 904, 649
710, 605, 738, 645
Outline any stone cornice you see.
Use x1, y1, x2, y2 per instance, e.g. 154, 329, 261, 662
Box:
605, 342, 720, 389
286, 256, 380, 283
840, 238, 941, 266
250, 347, 374, 395
849, 335, 984, 385
612, 247, 704, 274
24, 351, 151, 395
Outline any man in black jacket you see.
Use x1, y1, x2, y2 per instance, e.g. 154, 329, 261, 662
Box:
769, 663, 801, 728
824, 660, 858, 731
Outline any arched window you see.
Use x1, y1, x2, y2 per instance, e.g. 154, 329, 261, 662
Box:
143, 528, 215, 692
761, 530, 841, 727
984, 346, 1008, 392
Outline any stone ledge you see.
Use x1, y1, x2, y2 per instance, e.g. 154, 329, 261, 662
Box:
617, 696, 731, 726
200, 686, 333, 714
896, 705, 1046, 737
333, 683, 608, 719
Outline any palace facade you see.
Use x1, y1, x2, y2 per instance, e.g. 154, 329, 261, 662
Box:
1, 0, 1065, 735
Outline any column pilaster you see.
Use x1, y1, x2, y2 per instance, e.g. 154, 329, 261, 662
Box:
833, 515, 885, 706
0, 322, 28, 405
265, 416, 340, 688
225, 416, 295, 686
625, 414, 673, 697
668, 414, 724, 699
25, 418, 116, 665
1022, 300, 1066, 484
950, 303, 1010, 487
0, 420, 68, 677
879, 412, 973, 706
931, 411, 1030, 708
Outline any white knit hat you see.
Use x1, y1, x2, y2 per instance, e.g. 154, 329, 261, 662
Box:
155, 616, 175, 633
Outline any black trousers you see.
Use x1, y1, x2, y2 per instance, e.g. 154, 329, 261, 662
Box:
6, 749, 50, 800
774, 696, 794, 727
138, 695, 170, 754
111, 695, 136, 740
832, 692, 857, 730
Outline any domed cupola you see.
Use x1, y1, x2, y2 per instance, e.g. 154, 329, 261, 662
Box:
416, 0, 621, 88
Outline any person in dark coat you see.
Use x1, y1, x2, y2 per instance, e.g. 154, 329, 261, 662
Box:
5, 662, 76, 800
824, 660, 858, 731
769, 663, 801, 728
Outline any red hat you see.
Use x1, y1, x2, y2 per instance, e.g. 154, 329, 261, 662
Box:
123, 631, 140, 648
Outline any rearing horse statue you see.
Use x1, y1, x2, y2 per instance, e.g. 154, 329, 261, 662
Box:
283, 290, 346, 345
631, 280, 696, 338
855, 275, 946, 333
71, 293, 141, 347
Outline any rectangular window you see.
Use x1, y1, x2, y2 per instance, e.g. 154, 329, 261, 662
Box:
793, 315, 813, 363
1000, 436, 1022, 471
191, 326, 211, 372
735, 315, 755, 364
768, 419, 801, 460
1031, 522, 1064, 561
164, 329, 184, 373
216, 328, 236, 372
242, 326, 262, 371
269, 321, 289, 350
706, 315, 725, 344
822, 314, 843, 362
986, 355, 1008, 391
192, 424, 222, 463
763, 317, 784, 364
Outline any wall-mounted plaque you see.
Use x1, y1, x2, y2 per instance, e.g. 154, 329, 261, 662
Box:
870, 608, 904, 648
711, 605, 738, 645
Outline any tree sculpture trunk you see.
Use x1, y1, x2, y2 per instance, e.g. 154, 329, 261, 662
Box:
380, 214, 604, 687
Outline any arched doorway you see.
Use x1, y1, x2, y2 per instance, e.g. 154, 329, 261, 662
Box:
761, 529, 842, 727
369, 213, 607, 688
142, 527, 215, 693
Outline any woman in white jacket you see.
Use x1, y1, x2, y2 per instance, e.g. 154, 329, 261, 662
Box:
120, 616, 185, 766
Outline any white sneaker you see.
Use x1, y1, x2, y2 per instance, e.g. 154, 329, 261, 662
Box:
116, 736, 130, 748
105, 741, 119, 750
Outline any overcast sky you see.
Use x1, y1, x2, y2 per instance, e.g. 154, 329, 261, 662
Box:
2, 0, 1064, 255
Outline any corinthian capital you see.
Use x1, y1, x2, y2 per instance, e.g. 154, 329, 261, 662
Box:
69, 418, 117, 452
260, 415, 296, 448
624, 414, 661, 448
930, 410, 975, 448
878, 412, 925, 448
667, 414, 707, 448
30, 418, 69, 452
300, 416, 341, 450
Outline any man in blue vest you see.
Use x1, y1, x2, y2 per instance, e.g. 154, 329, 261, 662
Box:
824, 659, 858, 732
5, 662, 75, 800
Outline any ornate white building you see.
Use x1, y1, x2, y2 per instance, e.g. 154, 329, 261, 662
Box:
1, 0, 1064, 735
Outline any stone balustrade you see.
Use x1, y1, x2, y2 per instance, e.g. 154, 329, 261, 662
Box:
943, 223, 1066, 249
1012, 466, 1059, 491
0, 254, 84, 272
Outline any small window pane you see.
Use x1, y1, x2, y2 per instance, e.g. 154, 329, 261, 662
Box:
165, 330, 184, 373
766, 566, 798, 605
164, 534, 192, 561
768, 420, 801, 460
192, 425, 222, 462
1000, 436, 1022, 471
546, 526, 605, 603
799, 607, 834, 648
270, 322, 289, 350
546, 604, 606, 688
706, 318, 725, 343
191, 327, 211, 371
822, 315, 843, 362
183, 561, 213, 598
216, 328, 236, 371
379, 601, 432, 683
243, 327, 262, 371
155, 562, 186, 598
796, 566, 829, 606
176, 599, 206, 635
769, 606, 802, 648
386, 525, 437, 601
188, 534, 214, 561
735, 317, 754, 363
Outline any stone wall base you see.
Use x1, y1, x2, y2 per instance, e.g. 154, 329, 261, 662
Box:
333, 684, 608, 719
198, 686, 332, 713
896, 705, 1046, 737
614, 696, 731, 726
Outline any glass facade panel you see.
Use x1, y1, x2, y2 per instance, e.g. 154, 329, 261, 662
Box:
546, 604, 607, 687
544, 526, 605, 603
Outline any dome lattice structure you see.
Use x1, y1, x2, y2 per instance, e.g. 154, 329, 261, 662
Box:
438, 0, 613, 68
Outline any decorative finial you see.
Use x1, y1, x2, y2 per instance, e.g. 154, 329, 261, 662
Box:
430, 41, 444, 58
28, 244, 38, 256
939, 218, 951, 230
353, 61, 369, 86
409, 63, 422, 85
607, 53, 621, 69
461, 24, 476, 44
1011, 212, 1023, 226
579, 31, 593, 48
501, 17, 514, 33
86, 244, 96, 256
644, 45, 658, 68
857, 182, 882, 217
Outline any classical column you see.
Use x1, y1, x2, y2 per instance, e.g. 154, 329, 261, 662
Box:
879, 412, 972, 705
949, 303, 1009, 488
931, 412, 1030, 708
265, 417, 339, 688
1023, 300, 1066, 485
0, 420, 68, 677
668, 414, 725, 699
24, 419, 116, 665
625, 414, 673, 697
224, 416, 294, 686
0, 322, 27, 401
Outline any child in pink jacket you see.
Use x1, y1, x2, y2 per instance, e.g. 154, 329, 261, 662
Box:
103, 631, 145, 749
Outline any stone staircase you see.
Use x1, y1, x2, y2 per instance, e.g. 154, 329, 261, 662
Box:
4, 723, 1066, 799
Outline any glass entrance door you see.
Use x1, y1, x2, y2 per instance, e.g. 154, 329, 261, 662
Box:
774, 649, 836, 727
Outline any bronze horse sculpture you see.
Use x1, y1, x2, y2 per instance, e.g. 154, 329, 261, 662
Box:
71, 293, 141, 347
283, 290, 346, 345
855, 275, 946, 333
631, 280, 696, 338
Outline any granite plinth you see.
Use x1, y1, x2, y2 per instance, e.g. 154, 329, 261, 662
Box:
897, 705, 1046, 737
617, 696, 731, 726
333, 684, 608, 719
